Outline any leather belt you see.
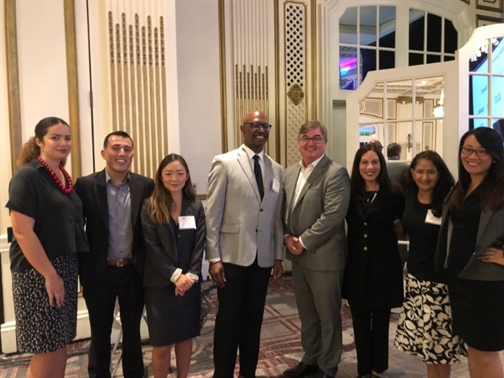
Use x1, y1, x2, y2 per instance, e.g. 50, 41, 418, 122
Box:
107, 258, 133, 267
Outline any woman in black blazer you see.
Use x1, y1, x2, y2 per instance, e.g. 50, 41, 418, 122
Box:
141, 154, 206, 378
343, 143, 404, 378
436, 128, 504, 378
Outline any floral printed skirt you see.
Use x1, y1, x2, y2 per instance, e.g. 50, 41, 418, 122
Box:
394, 273, 466, 364
12, 254, 78, 354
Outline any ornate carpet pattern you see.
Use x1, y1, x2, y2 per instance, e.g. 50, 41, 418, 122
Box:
0, 276, 502, 377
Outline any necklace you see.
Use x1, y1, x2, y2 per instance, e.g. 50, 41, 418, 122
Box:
37, 156, 73, 194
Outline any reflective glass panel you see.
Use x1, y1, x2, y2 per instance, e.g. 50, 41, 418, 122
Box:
409, 9, 424, 51
379, 6, 396, 48
492, 77, 503, 117
473, 119, 489, 128
361, 48, 377, 83
340, 7, 357, 44
409, 53, 423, 66
427, 13, 442, 52
340, 47, 358, 90
379, 50, 395, 70
444, 19, 457, 54
427, 55, 441, 63
360, 6, 377, 46
471, 75, 489, 116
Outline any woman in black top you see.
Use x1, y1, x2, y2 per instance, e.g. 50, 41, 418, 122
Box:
394, 151, 465, 378
6, 117, 88, 377
343, 144, 404, 378
436, 128, 504, 378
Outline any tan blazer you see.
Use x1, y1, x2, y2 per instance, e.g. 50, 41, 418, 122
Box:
205, 146, 284, 267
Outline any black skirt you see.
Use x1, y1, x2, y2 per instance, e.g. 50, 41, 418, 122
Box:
145, 281, 201, 346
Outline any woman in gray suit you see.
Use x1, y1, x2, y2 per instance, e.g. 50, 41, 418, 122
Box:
436, 127, 504, 378
141, 154, 206, 378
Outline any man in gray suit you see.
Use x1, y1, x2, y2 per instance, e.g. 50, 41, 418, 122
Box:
206, 110, 284, 378
283, 121, 351, 378
386, 142, 408, 187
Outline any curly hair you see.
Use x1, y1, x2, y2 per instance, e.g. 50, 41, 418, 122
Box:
17, 117, 69, 168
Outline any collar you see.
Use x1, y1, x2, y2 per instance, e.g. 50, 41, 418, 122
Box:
105, 170, 130, 185
299, 154, 325, 169
241, 144, 265, 161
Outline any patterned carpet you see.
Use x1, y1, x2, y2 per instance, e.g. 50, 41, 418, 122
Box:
0, 275, 502, 377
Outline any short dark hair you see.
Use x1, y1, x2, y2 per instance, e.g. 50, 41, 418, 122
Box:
103, 131, 134, 149
298, 121, 328, 141
387, 143, 402, 158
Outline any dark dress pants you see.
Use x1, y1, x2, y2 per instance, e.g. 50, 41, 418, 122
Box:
213, 259, 271, 378
350, 307, 391, 376
83, 265, 145, 378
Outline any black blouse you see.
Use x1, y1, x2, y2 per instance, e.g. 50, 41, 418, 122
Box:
402, 190, 444, 282
6, 159, 89, 272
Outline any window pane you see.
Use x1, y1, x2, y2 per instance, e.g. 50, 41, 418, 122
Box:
473, 119, 489, 128
361, 48, 377, 83
427, 55, 441, 63
409, 53, 424, 66
409, 9, 424, 51
360, 6, 377, 46
445, 55, 455, 62
379, 50, 395, 69
379, 6, 396, 48
340, 47, 358, 90
471, 75, 489, 116
340, 7, 357, 44
444, 19, 457, 54
493, 119, 504, 137
427, 13, 442, 52
492, 77, 503, 117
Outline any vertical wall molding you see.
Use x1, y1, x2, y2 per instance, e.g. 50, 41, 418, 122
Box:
64, 0, 82, 179
4, 0, 22, 174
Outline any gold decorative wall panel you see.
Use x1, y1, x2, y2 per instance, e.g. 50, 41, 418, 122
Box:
285, 2, 307, 166
108, 10, 168, 178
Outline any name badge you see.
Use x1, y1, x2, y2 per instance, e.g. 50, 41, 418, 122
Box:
425, 209, 441, 225
272, 178, 280, 194
179, 215, 196, 229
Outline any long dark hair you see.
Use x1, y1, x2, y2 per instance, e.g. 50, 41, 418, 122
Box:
149, 154, 196, 223
17, 117, 69, 167
405, 151, 454, 217
350, 143, 400, 201
450, 127, 504, 211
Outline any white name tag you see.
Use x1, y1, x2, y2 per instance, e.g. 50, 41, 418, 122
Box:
425, 209, 441, 225
272, 178, 280, 194
179, 215, 196, 229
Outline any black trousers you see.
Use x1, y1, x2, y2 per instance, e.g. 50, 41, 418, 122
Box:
212, 260, 271, 378
83, 265, 145, 378
350, 307, 391, 376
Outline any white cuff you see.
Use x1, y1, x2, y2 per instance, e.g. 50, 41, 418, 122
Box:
170, 268, 183, 283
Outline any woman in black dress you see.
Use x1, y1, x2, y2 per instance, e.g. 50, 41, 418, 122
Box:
141, 153, 205, 378
343, 143, 404, 378
436, 128, 504, 378
6, 117, 89, 377
394, 151, 466, 378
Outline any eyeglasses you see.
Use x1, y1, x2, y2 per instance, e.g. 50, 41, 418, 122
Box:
299, 136, 325, 144
244, 122, 272, 131
461, 147, 488, 157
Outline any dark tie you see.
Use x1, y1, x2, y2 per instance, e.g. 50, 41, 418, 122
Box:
253, 155, 264, 200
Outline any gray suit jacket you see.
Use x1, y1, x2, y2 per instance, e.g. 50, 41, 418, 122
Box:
283, 155, 351, 271
205, 146, 284, 267
436, 190, 504, 281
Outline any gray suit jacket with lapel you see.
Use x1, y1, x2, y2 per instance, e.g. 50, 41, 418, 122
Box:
283, 155, 351, 271
436, 190, 504, 281
205, 146, 284, 267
